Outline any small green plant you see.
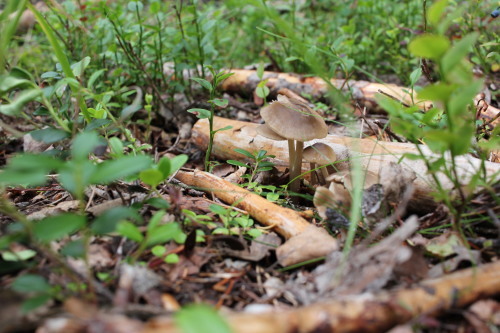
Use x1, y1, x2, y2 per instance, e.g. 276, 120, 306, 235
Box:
188, 66, 234, 171
208, 204, 262, 239
227, 149, 275, 184
378, 0, 496, 239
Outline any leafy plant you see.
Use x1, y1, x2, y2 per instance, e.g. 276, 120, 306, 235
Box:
378, 0, 494, 239
227, 149, 275, 184
208, 204, 262, 239
187, 66, 234, 171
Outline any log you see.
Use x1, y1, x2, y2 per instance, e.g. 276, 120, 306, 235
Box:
191, 117, 500, 208
142, 260, 500, 333
175, 170, 338, 266
220, 69, 499, 126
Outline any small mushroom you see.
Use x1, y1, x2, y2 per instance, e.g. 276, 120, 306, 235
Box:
260, 95, 328, 196
303, 143, 337, 185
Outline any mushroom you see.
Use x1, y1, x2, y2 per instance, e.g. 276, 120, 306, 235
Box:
303, 143, 337, 185
259, 95, 328, 196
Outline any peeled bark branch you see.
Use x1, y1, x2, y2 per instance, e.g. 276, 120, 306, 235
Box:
175, 170, 338, 266
191, 117, 500, 208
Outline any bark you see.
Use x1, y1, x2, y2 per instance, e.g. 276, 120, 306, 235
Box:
175, 170, 338, 266
142, 260, 500, 333
219, 69, 499, 125
191, 117, 500, 208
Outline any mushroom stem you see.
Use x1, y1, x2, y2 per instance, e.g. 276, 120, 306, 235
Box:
310, 162, 317, 185
289, 140, 304, 197
320, 166, 330, 185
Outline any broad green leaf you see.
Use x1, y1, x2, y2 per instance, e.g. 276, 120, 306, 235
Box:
256, 85, 270, 99
447, 80, 483, 117
175, 304, 232, 333
165, 253, 179, 264
170, 155, 188, 174
187, 108, 211, 119
145, 197, 170, 209
190, 77, 212, 91
408, 34, 450, 60
215, 72, 234, 83
72, 132, 100, 161
233, 148, 254, 160
441, 32, 479, 74
409, 68, 422, 87
150, 1, 160, 14
71, 56, 91, 78
147, 210, 166, 231
146, 223, 182, 246
60, 239, 85, 258
427, 0, 448, 26
8, 154, 63, 171
0, 88, 41, 116
418, 82, 457, 103
157, 157, 171, 179
108, 137, 125, 157
151, 245, 166, 256
209, 204, 227, 216
140, 169, 164, 187
90, 155, 152, 184
212, 98, 228, 107
87, 69, 106, 90
91, 206, 140, 234
21, 294, 52, 313
117, 221, 144, 242
30, 128, 69, 144
59, 160, 96, 195
1, 249, 36, 261
0, 75, 34, 93
11, 274, 51, 293
0, 170, 47, 186
33, 214, 86, 243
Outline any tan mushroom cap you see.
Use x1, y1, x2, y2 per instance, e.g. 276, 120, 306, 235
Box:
256, 123, 286, 141
260, 95, 328, 142
327, 170, 379, 191
303, 143, 337, 165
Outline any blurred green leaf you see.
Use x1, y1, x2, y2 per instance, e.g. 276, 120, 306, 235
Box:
12, 274, 50, 293
30, 128, 69, 144
117, 221, 143, 242
34, 214, 86, 243
175, 304, 231, 333
408, 34, 450, 60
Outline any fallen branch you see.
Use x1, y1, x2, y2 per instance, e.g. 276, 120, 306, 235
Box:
191, 117, 500, 209
220, 69, 499, 125
175, 170, 338, 266
140, 260, 500, 333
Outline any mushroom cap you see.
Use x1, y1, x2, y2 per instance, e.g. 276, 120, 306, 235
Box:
303, 143, 337, 165
327, 170, 379, 191
256, 124, 286, 141
260, 95, 328, 142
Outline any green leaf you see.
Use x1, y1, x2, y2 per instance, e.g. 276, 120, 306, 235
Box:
212, 98, 228, 107
60, 239, 85, 258
87, 69, 106, 90
441, 32, 479, 74
257, 63, 265, 79
34, 214, 86, 243
145, 197, 170, 209
427, 0, 448, 26
175, 304, 232, 333
91, 206, 140, 234
21, 294, 52, 313
0, 88, 41, 116
108, 137, 124, 157
165, 253, 179, 264
150, 1, 161, 14
409, 68, 422, 86
256, 85, 270, 99
151, 245, 166, 257
234, 148, 255, 160
58, 160, 96, 195
117, 221, 144, 242
209, 204, 227, 216
90, 155, 152, 184
0, 74, 34, 93
72, 132, 100, 161
127, 1, 144, 11
215, 72, 234, 83
418, 82, 457, 103
71, 56, 91, 78
191, 78, 212, 91
170, 155, 188, 174
447, 80, 483, 117
157, 157, 171, 179
140, 169, 164, 187
408, 34, 450, 60
147, 210, 166, 231
213, 125, 233, 133
146, 223, 182, 246
1, 249, 36, 262
12, 274, 51, 293
30, 128, 69, 144
8, 154, 63, 171
227, 160, 248, 168
187, 108, 211, 119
